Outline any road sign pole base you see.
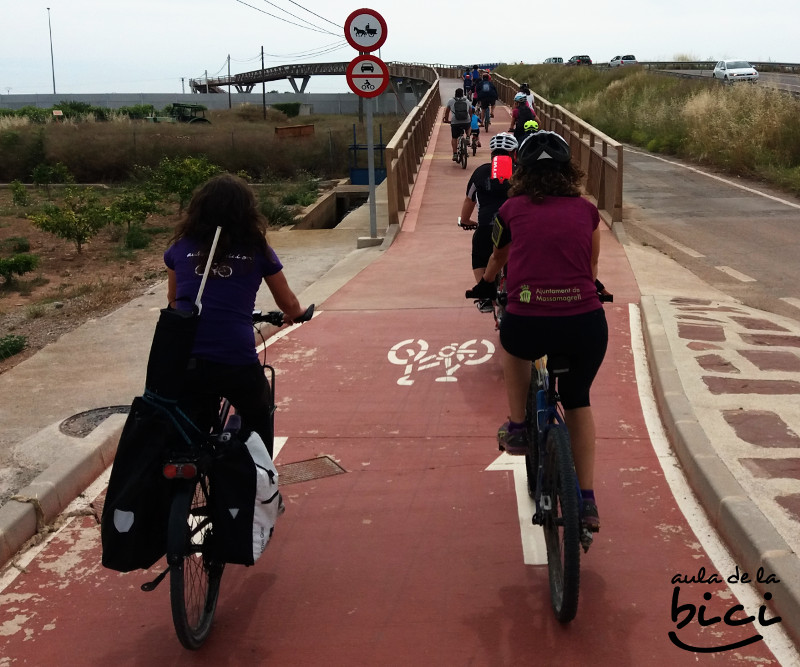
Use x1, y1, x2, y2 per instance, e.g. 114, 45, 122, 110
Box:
357, 236, 384, 249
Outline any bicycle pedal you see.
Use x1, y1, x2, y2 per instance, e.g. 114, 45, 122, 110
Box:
580, 528, 594, 553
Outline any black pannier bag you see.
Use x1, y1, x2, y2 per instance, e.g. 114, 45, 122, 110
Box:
100, 396, 197, 572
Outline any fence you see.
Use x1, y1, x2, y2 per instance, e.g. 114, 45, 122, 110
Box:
491, 73, 623, 225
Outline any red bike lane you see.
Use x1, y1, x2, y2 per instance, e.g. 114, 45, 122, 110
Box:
0, 110, 785, 665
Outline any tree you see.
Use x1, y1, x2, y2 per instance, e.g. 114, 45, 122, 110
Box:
29, 187, 108, 253
151, 156, 222, 211
0, 254, 39, 284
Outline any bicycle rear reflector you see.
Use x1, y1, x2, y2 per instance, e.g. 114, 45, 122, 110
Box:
163, 462, 198, 480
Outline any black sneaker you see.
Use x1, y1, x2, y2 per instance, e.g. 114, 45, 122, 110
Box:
497, 421, 528, 455
475, 299, 493, 313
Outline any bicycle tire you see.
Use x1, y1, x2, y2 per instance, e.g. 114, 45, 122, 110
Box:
168, 477, 224, 650
484, 112, 490, 132
460, 137, 468, 169
541, 426, 581, 623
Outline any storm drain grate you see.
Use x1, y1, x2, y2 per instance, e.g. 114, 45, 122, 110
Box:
60, 405, 130, 437
277, 456, 347, 485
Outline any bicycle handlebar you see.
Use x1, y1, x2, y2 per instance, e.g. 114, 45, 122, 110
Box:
252, 303, 315, 327
457, 217, 477, 231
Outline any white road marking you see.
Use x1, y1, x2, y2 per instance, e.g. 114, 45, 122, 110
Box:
639, 223, 705, 258
780, 297, 800, 312
629, 303, 799, 663
715, 265, 757, 282
486, 452, 547, 565
627, 148, 800, 211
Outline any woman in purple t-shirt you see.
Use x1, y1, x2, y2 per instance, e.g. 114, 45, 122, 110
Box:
164, 173, 307, 455
474, 132, 608, 530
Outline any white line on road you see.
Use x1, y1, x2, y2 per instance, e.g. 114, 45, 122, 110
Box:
780, 297, 800, 312
629, 303, 799, 663
639, 223, 705, 258
486, 453, 547, 565
627, 148, 800, 211
715, 265, 757, 282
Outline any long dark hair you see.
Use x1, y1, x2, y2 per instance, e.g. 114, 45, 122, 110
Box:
507, 160, 584, 202
169, 173, 269, 259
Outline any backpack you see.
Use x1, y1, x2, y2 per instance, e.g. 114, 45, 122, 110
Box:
480, 81, 492, 95
453, 98, 469, 123
209, 431, 281, 565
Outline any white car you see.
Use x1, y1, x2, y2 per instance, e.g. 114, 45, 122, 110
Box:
609, 55, 637, 67
712, 60, 759, 82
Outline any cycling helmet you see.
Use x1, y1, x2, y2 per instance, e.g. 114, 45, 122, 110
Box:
489, 132, 519, 153
523, 119, 539, 133
517, 131, 571, 166
513, 92, 527, 102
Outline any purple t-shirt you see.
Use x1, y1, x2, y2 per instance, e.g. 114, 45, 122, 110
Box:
495, 195, 600, 316
164, 237, 283, 365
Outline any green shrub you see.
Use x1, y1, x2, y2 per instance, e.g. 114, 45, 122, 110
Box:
259, 197, 295, 227
125, 224, 151, 249
10, 180, 30, 206
0, 334, 26, 360
29, 187, 108, 253
0, 253, 40, 283
272, 103, 302, 118
107, 185, 162, 231
1, 236, 31, 253
150, 155, 222, 211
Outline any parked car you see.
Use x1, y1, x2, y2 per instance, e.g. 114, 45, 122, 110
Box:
712, 60, 759, 83
567, 55, 592, 66
543, 57, 563, 64
609, 55, 638, 67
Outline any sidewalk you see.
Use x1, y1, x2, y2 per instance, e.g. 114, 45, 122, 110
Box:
0, 80, 799, 658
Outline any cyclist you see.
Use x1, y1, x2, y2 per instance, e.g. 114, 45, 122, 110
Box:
471, 65, 480, 86
509, 92, 538, 145
460, 133, 518, 312
519, 82, 536, 113
165, 173, 308, 456
475, 74, 498, 120
469, 132, 607, 529
443, 87, 473, 161
523, 118, 540, 138
463, 69, 473, 96
469, 103, 482, 148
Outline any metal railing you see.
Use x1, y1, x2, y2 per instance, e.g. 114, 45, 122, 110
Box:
492, 73, 623, 224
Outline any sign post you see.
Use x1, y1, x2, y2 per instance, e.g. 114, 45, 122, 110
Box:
344, 9, 388, 247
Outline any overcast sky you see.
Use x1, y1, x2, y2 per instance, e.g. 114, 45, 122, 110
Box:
1, 0, 798, 96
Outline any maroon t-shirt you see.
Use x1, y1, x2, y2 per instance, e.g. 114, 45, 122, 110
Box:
494, 195, 600, 316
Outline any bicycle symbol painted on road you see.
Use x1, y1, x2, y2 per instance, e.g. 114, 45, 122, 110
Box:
388, 338, 495, 385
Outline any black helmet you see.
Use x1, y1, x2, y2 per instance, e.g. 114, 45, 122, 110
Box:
517, 131, 571, 167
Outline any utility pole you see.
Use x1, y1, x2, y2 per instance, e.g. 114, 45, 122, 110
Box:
261, 47, 266, 120
205, 69, 209, 94
46, 8, 56, 94
227, 54, 232, 109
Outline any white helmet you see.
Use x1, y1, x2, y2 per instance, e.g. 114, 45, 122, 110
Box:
489, 133, 519, 153
514, 92, 527, 102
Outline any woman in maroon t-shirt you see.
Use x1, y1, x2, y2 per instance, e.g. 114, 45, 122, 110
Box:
474, 132, 608, 530
164, 173, 307, 456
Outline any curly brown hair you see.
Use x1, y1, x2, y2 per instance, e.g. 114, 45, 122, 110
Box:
507, 160, 585, 202
169, 173, 269, 259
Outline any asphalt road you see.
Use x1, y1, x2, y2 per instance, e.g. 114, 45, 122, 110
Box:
620, 147, 800, 323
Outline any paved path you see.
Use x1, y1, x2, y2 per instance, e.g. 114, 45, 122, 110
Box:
0, 82, 799, 663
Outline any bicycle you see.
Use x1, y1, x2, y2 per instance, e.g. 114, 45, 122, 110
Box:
464, 279, 611, 622
456, 129, 469, 169
141, 304, 314, 649
458, 217, 506, 326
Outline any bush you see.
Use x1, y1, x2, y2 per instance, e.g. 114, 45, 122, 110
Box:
0, 334, 26, 360
29, 187, 108, 253
271, 103, 302, 118
0, 254, 40, 284
149, 155, 222, 210
125, 224, 151, 249
259, 197, 295, 227
107, 185, 162, 231
1, 236, 31, 253
10, 180, 30, 206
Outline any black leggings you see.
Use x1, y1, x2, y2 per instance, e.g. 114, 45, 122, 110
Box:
499, 308, 608, 409
181, 359, 274, 456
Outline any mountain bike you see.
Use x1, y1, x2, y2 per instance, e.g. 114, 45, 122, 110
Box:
142, 305, 314, 649
456, 129, 469, 169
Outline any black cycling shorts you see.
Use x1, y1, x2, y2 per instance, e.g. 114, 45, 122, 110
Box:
471, 225, 493, 270
499, 308, 608, 409
450, 123, 469, 139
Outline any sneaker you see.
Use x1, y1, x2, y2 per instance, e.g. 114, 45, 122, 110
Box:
497, 420, 528, 455
475, 299, 493, 313
452, 153, 458, 161
477, 141, 481, 147
581, 502, 600, 532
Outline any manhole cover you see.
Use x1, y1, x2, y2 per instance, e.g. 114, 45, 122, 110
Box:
277, 456, 346, 485
59, 405, 130, 438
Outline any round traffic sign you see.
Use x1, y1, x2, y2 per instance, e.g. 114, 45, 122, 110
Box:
344, 8, 387, 52
346, 55, 389, 98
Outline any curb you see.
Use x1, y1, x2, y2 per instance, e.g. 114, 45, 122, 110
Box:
0, 423, 122, 568
639, 295, 800, 647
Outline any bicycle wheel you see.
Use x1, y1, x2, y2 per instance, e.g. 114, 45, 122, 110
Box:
168, 477, 224, 650
460, 139, 468, 169
541, 425, 581, 623
484, 111, 490, 131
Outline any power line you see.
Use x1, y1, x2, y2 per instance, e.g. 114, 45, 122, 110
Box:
233, 0, 339, 36
282, 0, 342, 29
